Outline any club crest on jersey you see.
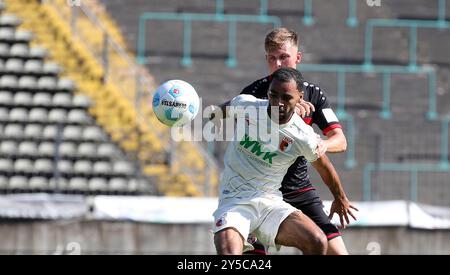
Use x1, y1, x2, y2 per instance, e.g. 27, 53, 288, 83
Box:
215, 216, 226, 227
279, 136, 293, 152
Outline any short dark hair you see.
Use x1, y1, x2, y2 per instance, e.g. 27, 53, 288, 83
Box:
271, 67, 304, 92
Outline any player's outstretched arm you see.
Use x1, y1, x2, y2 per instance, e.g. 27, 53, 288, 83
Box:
311, 155, 358, 228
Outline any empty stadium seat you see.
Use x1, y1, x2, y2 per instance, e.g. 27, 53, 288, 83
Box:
38, 142, 55, 157
48, 108, 67, 123
77, 142, 96, 158
49, 178, 68, 191
28, 108, 48, 123
68, 109, 91, 124
15, 30, 33, 42
3, 123, 23, 138
14, 158, 33, 174
43, 62, 62, 75
0, 43, 8, 55
57, 78, 75, 91
72, 94, 92, 108
88, 177, 108, 192
62, 125, 82, 140
113, 161, 134, 176
109, 177, 128, 192
92, 161, 111, 175
24, 60, 43, 74
97, 143, 117, 158
83, 126, 104, 141
0, 75, 17, 88
0, 140, 17, 155
23, 124, 43, 139
18, 141, 38, 157
42, 125, 58, 139
57, 160, 72, 174
9, 44, 28, 57
13, 92, 32, 106
18, 75, 37, 89
0, 27, 14, 40
5, 58, 23, 72
0, 107, 8, 121
9, 107, 27, 122
0, 90, 13, 105
59, 142, 76, 157
33, 93, 52, 106
0, 159, 13, 174
68, 177, 88, 191
29, 176, 48, 190
37, 76, 57, 90
0, 175, 8, 189
29, 46, 48, 59
73, 160, 92, 175
53, 93, 72, 107
8, 175, 28, 190
34, 158, 53, 174
0, 14, 20, 27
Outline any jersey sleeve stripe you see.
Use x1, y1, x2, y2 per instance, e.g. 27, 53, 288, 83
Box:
322, 123, 342, 135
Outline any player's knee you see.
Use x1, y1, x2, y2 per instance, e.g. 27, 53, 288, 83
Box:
302, 231, 327, 255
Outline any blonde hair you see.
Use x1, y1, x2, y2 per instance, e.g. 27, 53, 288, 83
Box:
264, 28, 299, 52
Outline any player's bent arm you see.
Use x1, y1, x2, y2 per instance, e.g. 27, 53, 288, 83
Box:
324, 128, 347, 153
311, 154, 347, 201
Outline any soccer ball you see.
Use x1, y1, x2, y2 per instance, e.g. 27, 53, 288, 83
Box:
152, 80, 200, 127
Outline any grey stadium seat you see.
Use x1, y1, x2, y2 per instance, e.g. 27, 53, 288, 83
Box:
34, 158, 53, 174
53, 93, 72, 107
0, 175, 8, 189
0, 140, 17, 155
9, 44, 28, 57
9, 107, 28, 122
62, 125, 82, 140
92, 161, 111, 175
109, 177, 128, 192
57, 160, 73, 174
15, 30, 33, 42
0, 27, 14, 40
0, 14, 21, 26
29, 176, 48, 190
18, 76, 37, 89
57, 78, 75, 91
77, 142, 96, 158
14, 158, 34, 174
5, 58, 23, 72
0, 159, 13, 174
0, 75, 17, 88
42, 125, 58, 139
37, 76, 57, 90
13, 92, 33, 106
0, 107, 8, 122
59, 142, 77, 157
49, 178, 69, 191
28, 108, 48, 123
33, 92, 52, 106
8, 176, 28, 190
48, 108, 67, 123
29, 46, 48, 59
24, 124, 43, 139
67, 109, 91, 124
43, 62, 62, 75
72, 94, 92, 108
38, 142, 56, 157
18, 141, 38, 157
89, 177, 108, 192
0, 90, 13, 105
0, 43, 9, 55
73, 160, 92, 175
3, 123, 23, 138
68, 177, 88, 191
82, 126, 104, 141
97, 143, 117, 158
113, 161, 134, 176
24, 60, 43, 74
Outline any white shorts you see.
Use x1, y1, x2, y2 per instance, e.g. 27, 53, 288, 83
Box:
212, 195, 298, 252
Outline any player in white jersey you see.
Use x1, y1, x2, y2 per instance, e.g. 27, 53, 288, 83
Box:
211, 68, 357, 255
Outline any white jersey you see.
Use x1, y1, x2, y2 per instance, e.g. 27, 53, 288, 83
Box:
220, 94, 319, 201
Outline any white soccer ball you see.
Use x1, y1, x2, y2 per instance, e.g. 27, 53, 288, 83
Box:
152, 80, 200, 127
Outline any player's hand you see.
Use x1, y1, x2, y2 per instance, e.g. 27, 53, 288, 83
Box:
315, 135, 328, 157
328, 197, 359, 229
295, 100, 315, 118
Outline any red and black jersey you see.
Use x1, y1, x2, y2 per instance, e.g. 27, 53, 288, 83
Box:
240, 75, 342, 193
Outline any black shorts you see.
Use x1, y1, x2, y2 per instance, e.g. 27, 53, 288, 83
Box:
283, 188, 341, 240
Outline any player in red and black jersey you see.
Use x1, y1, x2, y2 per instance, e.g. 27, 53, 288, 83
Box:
241, 28, 356, 255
